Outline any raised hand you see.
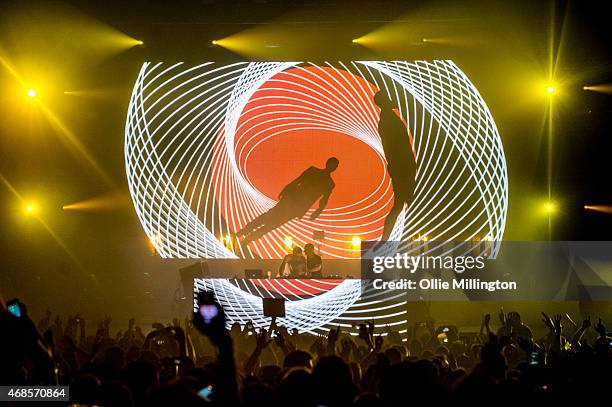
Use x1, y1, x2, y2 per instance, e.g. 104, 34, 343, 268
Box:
374, 335, 384, 351
268, 317, 278, 337
357, 323, 373, 348
273, 329, 285, 347
581, 316, 591, 330
310, 337, 325, 356
541, 312, 554, 332
244, 320, 255, 336
552, 314, 563, 333
498, 308, 507, 326
328, 326, 340, 345
255, 328, 271, 350
594, 318, 606, 338
325, 326, 341, 354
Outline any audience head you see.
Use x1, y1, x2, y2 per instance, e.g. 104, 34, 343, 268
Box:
304, 243, 316, 256
313, 355, 357, 406
278, 368, 316, 407
284, 350, 314, 369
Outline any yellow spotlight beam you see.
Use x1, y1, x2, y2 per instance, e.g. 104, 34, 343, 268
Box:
584, 205, 612, 214
63, 88, 122, 100
353, 22, 418, 52
212, 27, 285, 59
3, 2, 143, 63
0, 53, 26, 86
63, 191, 129, 212
583, 83, 612, 95
420, 35, 480, 47
2, 49, 115, 188
36, 102, 115, 188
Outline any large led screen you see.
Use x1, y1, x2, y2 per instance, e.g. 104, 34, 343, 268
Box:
125, 61, 507, 259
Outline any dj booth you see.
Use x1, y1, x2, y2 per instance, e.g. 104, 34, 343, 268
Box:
187, 259, 409, 335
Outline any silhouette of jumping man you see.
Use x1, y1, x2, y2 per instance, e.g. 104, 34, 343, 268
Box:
374, 90, 417, 242
237, 157, 340, 244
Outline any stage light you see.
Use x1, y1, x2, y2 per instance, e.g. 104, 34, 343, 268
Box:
284, 236, 293, 249
62, 192, 123, 211
546, 85, 555, 94
25, 204, 35, 213
62, 192, 127, 211
26, 88, 37, 98
150, 233, 162, 246
221, 234, 234, 250
545, 202, 555, 213
211, 40, 218, 45
351, 38, 359, 44
584, 205, 612, 214
148, 232, 163, 255
583, 83, 612, 94
136, 40, 144, 45
351, 236, 361, 247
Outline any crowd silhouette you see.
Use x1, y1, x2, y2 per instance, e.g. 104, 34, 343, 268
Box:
1, 296, 610, 406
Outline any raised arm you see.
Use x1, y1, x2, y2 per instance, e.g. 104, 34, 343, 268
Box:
571, 317, 591, 348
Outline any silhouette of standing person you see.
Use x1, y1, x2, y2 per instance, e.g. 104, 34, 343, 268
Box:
237, 157, 340, 244
374, 90, 417, 242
